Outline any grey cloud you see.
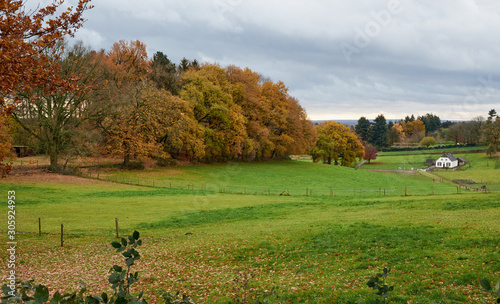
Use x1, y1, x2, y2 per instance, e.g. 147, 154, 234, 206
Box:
69, 0, 500, 120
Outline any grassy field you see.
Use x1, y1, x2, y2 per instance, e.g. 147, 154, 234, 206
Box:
1, 160, 499, 303
363, 149, 497, 172
97, 161, 460, 197
377, 146, 488, 156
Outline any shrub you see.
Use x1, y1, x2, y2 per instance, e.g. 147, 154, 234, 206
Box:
419, 137, 437, 148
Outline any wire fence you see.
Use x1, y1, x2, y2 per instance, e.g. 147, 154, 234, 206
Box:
80, 170, 491, 198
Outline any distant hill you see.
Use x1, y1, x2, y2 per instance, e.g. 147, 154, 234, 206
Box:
311, 120, 358, 126
311, 119, 464, 126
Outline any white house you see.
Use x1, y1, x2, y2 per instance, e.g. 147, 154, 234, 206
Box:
436, 153, 459, 168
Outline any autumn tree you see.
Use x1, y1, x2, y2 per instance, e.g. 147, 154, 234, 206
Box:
180, 64, 248, 162
482, 110, 500, 155
363, 144, 378, 164
0, 0, 92, 102
12, 42, 99, 171
461, 118, 484, 144
405, 119, 426, 142
93, 40, 158, 165
0, 0, 91, 174
311, 121, 364, 167
419, 136, 437, 148
226, 65, 269, 160
259, 80, 317, 159
0, 114, 12, 176
388, 121, 405, 146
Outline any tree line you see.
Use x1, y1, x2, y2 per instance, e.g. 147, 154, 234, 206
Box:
354, 111, 500, 155
6, 40, 318, 171
1, 1, 498, 174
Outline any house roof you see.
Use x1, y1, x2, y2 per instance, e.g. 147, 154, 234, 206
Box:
458, 157, 467, 162
441, 153, 458, 161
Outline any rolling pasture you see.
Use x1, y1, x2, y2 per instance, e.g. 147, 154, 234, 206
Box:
0, 158, 499, 303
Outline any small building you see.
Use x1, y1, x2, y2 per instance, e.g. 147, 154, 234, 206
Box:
436, 153, 465, 169
426, 158, 436, 166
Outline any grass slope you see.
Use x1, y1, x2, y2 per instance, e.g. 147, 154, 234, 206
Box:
102, 160, 458, 196
0, 161, 499, 303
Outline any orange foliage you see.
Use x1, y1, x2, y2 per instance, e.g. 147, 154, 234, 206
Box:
0, 0, 92, 175
0, 0, 92, 105
406, 119, 425, 136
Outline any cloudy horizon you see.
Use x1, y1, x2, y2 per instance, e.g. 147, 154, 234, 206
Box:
66, 0, 500, 121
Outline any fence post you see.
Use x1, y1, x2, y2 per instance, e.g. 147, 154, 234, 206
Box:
115, 218, 119, 238
61, 224, 64, 247
405, 187, 408, 196
38, 217, 41, 236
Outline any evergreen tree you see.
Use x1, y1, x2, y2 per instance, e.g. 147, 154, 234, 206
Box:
150, 51, 178, 94
355, 116, 372, 142
419, 113, 441, 133
370, 114, 388, 148
488, 109, 498, 120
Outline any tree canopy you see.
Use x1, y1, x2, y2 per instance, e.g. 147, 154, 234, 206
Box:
311, 121, 364, 167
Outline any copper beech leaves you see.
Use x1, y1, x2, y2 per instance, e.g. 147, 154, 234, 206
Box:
0, 0, 92, 175
0, 0, 93, 100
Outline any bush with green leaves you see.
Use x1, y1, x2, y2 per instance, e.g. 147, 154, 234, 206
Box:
366, 267, 394, 304
1, 231, 196, 304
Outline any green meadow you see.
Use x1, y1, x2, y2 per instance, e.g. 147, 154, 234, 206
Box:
100, 161, 458, 196
0, 158, 499, 303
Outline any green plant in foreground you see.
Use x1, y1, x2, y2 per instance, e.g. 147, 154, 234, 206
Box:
480, 279, 500, 303
107, 230, 144, 304
366, 267, 394, 304
1, 231, 196, 304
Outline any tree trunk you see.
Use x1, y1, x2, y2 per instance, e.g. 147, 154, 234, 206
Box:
123, 153, 130, 166
48, 144, 58, 171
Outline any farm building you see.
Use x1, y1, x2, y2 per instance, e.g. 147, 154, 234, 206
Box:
426, 158, 436, 166
436, 153, 466, 169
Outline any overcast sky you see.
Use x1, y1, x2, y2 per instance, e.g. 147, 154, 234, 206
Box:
64, 0, 500, 121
